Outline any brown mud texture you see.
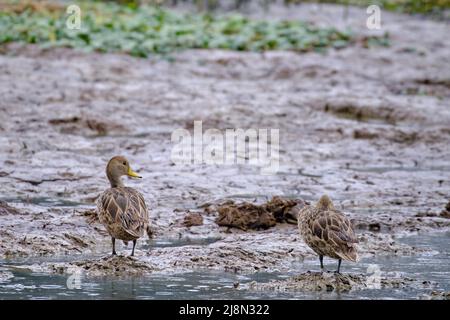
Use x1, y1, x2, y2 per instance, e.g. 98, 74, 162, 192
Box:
0, 4, 449, 290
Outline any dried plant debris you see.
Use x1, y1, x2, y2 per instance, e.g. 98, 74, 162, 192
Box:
440, 210, 450, 219
215, 197, 304, 231
415, 201, 450, 219
77, 208, 99, 225
443, 201, 450, 218
323, 100, 420, 124
245, 271, 426, 292
0, 200, 21, 216
48, 116, 125, 136
428, 291, 450, 300
265, 196, 304, 224
216, 202, 276, 231
183, 212, 204, 227
0, 1, 64, 14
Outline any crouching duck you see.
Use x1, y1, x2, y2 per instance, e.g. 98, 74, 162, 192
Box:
297, 195, 358, 273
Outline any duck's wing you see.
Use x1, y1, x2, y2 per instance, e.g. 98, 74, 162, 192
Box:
96, 189, 116, 226
97, 188, 149, 238
312, 210, 358, 262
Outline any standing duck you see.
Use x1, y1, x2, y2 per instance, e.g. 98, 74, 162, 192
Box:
297, 195, 358, 273
96, 156, 150, 256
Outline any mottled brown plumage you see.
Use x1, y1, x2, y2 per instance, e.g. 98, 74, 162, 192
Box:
96, 156, 150, 256
297, 195, 358, 273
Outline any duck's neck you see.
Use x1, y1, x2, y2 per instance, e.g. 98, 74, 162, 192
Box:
107, 171, 124, 188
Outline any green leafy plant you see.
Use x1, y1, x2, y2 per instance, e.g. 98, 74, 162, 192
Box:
284, 0, 450, 16
0, 0, 388, 57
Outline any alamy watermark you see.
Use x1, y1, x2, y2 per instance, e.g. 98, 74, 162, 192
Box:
65, 3, 381, 31
66, 266, 83, 290
171, 121, 279, 175
366, 264, 382, 289
66, 4, 81, 30
366, 5, 382, 30
365, 264, 404, 289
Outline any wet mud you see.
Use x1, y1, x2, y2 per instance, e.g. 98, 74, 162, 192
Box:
242, 271, 431, 292
0, 4, 449, 294
426, 291, 450, 300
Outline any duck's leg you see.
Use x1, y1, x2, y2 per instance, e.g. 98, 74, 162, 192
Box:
319, 255, 324, 271
336, 259, 342, 274
111, 237, 117, 255
131, 240, 137, 256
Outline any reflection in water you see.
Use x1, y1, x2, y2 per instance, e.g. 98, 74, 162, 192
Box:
0, 233, 448, 300
0, 197, 86, 207
144, 237, 222, 249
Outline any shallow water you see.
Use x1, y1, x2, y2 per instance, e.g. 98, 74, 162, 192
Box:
0, 232, 448, 300
0, 197, 86, 207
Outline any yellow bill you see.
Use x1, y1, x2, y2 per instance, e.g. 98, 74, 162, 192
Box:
127, 167, 142, 179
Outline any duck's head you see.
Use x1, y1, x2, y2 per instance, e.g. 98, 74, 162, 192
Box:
106, 156, 141, 188
316, 195, 335, 211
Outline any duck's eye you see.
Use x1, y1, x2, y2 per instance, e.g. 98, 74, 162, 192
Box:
123, 162, 127, 166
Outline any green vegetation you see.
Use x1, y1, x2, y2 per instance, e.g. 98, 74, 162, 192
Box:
109, 0, 450, 16
0, 0, 372, 57
286, 0, 450, 15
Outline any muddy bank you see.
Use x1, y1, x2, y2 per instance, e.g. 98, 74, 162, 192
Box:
0, 195, 442, 272
0, 4, 449, 281
6, 226, 431, 276
241, 271, 434, 292
425, 291, 450, 300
